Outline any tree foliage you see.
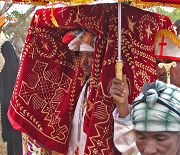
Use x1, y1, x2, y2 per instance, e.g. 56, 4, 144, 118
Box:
147, 7, 180, 22
1, 2, 36, 57
168, 8, 180, 22
6, 10, 23, 20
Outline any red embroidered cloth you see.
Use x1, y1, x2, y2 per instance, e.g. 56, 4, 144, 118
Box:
8, 3, 173, 154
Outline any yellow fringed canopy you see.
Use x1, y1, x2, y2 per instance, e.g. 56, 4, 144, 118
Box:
132, 0, 180, 8
12, 0, 96, 5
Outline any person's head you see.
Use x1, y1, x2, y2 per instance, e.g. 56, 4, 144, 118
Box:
79, 50, 94, 77
62, 29, 96, 78
131, 80, 180, 155
135, 131, 179, 155
154, 29, 180, 87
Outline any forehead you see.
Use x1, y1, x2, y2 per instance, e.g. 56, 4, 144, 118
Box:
135, 131, 176, 136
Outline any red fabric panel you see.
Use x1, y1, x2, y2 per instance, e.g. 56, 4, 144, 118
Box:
8, 3, 173, 154
83, 4, 173, 155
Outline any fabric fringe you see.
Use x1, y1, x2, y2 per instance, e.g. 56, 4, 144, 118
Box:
13, 0, 94, 5
131, 0, 180, 8
12, 0, 48, 5
51, 2, 60, 28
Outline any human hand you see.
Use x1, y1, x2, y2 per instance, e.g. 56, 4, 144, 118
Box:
110, 74, 129, 117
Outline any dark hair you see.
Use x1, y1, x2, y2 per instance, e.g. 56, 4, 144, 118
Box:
176, 25, 180, 36
174, 20, 180, 27
174, 20, 180, 36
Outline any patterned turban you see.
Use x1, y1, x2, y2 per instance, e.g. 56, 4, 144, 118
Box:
131, 80, 180, 132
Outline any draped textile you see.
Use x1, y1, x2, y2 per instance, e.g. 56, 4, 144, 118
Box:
8, 3, 173, 154
0, 41, 22, 155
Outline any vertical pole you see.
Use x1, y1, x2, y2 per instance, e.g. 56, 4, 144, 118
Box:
116, 2, 123, 80
118, 2, 122, 61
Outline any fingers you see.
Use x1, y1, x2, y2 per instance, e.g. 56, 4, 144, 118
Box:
122, 74, 128, 86
110, 87, 125, 98
111, 94, 123, 104
122, 74, 127, 83
110, 78, 124, 92
110, 78, 125, 97
111, 78, 125, 88
110, 75, 129, 99
110, 75, 129, 115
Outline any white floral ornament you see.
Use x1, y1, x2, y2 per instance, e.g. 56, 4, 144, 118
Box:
32, 144, 41, 155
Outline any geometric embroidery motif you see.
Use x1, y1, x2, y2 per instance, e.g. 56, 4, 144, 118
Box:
19, 60, 72, 141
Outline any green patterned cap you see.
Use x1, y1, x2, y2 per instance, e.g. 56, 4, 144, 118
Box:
131, 80, 180, 132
